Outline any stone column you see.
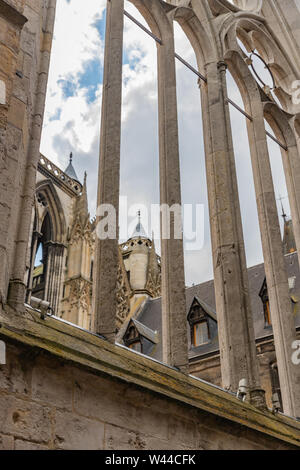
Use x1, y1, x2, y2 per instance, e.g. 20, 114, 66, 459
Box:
0, 1, 27, 306
44, 242, 65, 315
281, 133, 300, 258
201, 61, 263, 401
157, 20, 188, 372
246, 93, 300, 418
92, 0, 124, 342
285, 120, 300, 259
264, 108, 300, 266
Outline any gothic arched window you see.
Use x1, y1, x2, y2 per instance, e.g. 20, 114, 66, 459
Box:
32, 212, 52, 300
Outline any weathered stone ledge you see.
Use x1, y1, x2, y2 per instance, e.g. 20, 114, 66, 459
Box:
0, 0, 27, 27
0, 305, 299, 448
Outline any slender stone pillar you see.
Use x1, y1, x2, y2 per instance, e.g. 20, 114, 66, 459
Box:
284, 120, 300, 259
92, 0, 124, 342
281, 135, 300, 259
200, 61, 263, 400
44, 242, 65, 315
264, 108, 300, 266
245, 93, 300, 418
0, 3, 27, 306
157, 21, 188, 372
8, 0, 57, 309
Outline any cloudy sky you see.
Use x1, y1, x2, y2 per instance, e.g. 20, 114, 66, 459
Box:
40, 0, 290, 287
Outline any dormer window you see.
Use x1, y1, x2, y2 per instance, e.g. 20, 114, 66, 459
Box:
124, 324, 143, 354
264, 300, 271, 326
187, 300, 213, 347
259, 279, 272, 327
193, 320, 209, 347
123, 320, 158, 356
129, 341, 142, 353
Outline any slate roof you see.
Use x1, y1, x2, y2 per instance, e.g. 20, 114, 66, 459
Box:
130, 222, 149, 240
64, 153, 79, 182
129, 251, 300, 362
133, 319, 159, 344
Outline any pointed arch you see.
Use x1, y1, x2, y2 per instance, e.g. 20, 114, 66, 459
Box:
35, 179, 67, 243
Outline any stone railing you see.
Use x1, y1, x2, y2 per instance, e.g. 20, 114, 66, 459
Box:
38, 154, 82, 196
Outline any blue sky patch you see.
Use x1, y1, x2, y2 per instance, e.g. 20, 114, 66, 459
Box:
49, 107, 62, 122
76, 11, 106, 104
78, 58, 103, 103
57, 78, 77, 99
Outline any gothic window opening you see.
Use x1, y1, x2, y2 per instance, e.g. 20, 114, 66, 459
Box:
120, 2, 159, 251
226, 70, 264, 267
173, 21, 213, 285
32, 212, 52, 300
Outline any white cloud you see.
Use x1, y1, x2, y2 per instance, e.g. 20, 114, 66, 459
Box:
41, 0, 106, 165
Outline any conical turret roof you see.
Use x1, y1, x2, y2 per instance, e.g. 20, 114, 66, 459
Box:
130, 211, 149, 239
65, 152, 79, 182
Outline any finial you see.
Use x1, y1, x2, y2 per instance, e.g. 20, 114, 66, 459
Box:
137, 210, 141, 224
70, 152, 73, 163
278, 195, 287, 222
281, 203, 287, 222
84, 171, 87, 185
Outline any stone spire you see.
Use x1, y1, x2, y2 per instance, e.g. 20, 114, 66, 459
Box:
130, 211, 149, 239
282, 207, 297, 255
65, 152, 80, 182
281, 200, 288, 224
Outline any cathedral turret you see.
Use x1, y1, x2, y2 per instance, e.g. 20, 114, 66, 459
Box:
116, 214, 161, 320
65, 152, 80, 182
124, 213, 151, 292
115, 216, 161, 331
58, 170, 92, 330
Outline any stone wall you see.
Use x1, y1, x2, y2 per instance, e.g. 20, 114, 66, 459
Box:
0, 337, 298, 450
